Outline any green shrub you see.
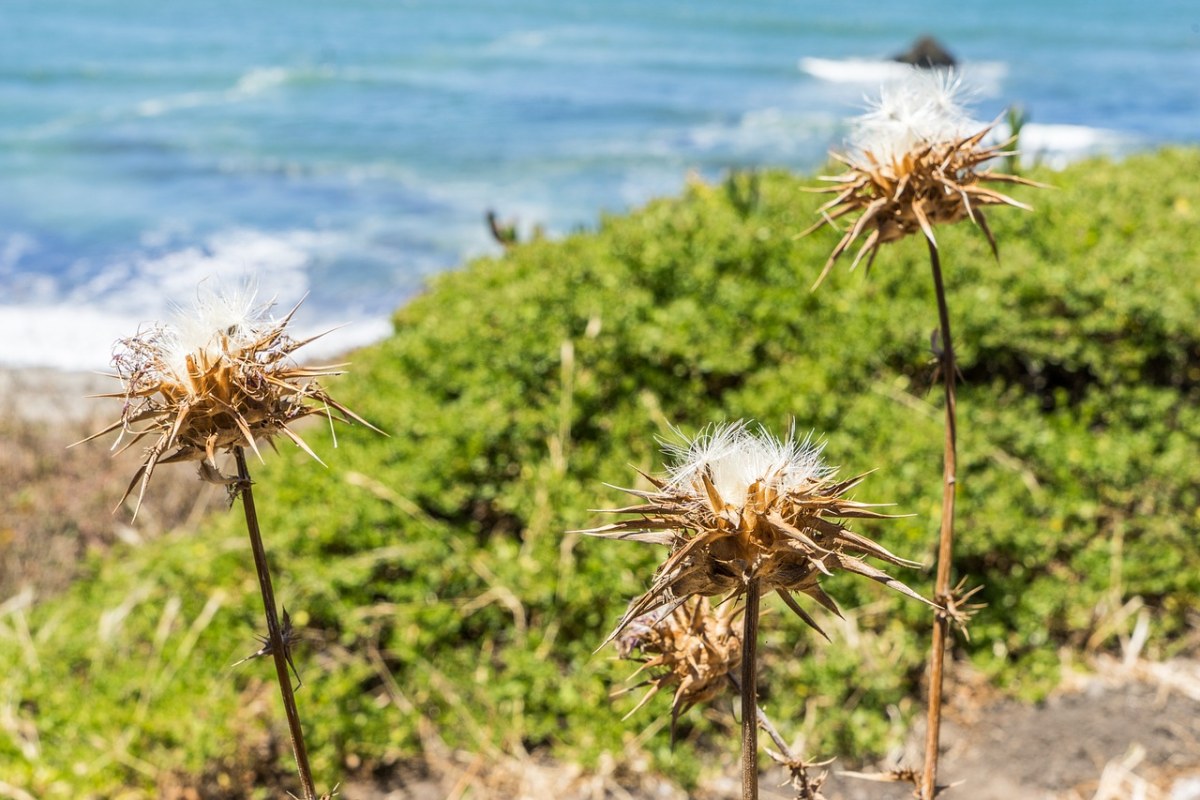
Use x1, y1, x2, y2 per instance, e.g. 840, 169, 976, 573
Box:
2, 149, 1198, 796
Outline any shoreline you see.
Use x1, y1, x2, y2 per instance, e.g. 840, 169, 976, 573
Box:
0, 367, 121, 426
0, 326, 382, 426
0, 304, 395, 375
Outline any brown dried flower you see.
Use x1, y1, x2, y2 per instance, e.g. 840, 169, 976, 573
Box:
614, 596, 742, 729
582, 421, 932, 646
82, 284, 377, 515
805, 70, 1041, 288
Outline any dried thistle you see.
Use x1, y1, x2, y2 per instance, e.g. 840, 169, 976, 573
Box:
81, 281, 382, 800
803, 73, 1042, 800
614, 596, 743, 734
584, 422, 933, 798
582, 420, 932, 647
805, 69, 1042, 288
80, 283, 377, 516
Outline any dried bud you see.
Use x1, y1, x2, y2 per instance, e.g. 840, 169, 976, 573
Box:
614, 597, 742, 730
581, 421, 932, 646
81, 283, 378, 515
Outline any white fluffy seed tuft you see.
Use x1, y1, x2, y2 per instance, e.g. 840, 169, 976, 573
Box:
663, 421, 831, 505
848, 68, 976, 167
158, 282, 273, 383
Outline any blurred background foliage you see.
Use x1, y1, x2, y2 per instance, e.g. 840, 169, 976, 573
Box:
1, 148, 1198, 797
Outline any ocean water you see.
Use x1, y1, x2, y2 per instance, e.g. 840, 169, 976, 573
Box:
1, 0, 1197, 369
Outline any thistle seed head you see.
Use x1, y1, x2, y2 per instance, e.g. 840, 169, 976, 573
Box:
614, 596, 742, 729
805, 68, 1043, 288
581, 421, 932, 646
81, 282, 379, 516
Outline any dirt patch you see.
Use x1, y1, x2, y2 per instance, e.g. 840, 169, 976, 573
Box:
937, 675, 1200, 798
330, 662, 1200, 800
819, 659, 1200, 800
0, 367, 226, 600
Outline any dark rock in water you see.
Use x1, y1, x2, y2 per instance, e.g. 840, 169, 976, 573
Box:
893, 35, 957, 68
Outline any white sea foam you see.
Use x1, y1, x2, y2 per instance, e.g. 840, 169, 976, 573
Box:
1008, 122, 1130, 169
800, 57, 914, 85
300, 316, 395, 363
687, 107, 840, 159
0, 227, 396, 371
232, 67, 289, 96
800, 57, 1007, 96
136, 67, 290, 118
0, 301, 392, 371
973, 120, 1132, 170
136, 92, 211, 118
23, 66, 294, 137
124, 229, 315, 302
0, 304, 143, 370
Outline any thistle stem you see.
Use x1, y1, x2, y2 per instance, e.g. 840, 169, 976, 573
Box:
921, 239, 957, 800
741, 579, 761, 800
729, 672, 824, 799
235, 447, 317, 800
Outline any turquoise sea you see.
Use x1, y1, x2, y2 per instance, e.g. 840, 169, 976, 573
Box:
1, 1, 1197, 368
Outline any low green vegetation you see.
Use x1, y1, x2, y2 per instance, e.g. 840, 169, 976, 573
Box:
2, 149, 1198, 797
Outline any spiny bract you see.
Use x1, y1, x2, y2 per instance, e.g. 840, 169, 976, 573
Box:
82, 283, 377, 516
582, 421, 932, 647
